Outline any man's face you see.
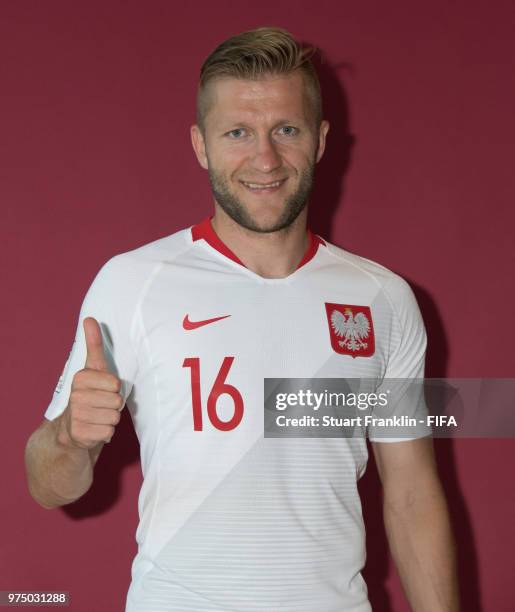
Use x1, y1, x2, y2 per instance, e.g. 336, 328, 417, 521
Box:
191, 71, 329, 233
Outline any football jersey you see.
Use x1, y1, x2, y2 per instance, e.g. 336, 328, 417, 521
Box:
44, 217, 429, 612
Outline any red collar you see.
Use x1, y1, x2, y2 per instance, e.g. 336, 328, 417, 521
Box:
191, 217, 325, 271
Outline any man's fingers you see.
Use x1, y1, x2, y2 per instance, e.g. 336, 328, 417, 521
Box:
72, 406, 122, 427
70, 388, 125, 412
83, 317, 109, 371
72, 368, 121, 393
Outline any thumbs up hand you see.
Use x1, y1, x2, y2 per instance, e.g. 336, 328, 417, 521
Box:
57, 317, 124, 450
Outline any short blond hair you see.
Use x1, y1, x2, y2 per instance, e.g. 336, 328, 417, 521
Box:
197, 26, 322, 133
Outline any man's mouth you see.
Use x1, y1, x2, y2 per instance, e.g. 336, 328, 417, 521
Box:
240, 178, 287, 193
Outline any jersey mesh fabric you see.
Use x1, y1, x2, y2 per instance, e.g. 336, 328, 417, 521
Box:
44, 220, 430, 612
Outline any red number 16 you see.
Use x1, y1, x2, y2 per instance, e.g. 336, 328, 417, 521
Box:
182, 357, 244, 431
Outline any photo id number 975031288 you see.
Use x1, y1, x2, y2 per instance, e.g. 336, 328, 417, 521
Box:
0, 591, 69, 606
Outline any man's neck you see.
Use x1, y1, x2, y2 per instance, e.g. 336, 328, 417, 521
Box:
211, 207, 310, 279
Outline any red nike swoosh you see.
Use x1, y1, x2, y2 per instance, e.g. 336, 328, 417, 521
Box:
183, 314, 231, 330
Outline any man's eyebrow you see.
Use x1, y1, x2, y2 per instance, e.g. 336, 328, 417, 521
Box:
219, 118, 305, 130
220, 121, 252, 130
271, 118, 305, 126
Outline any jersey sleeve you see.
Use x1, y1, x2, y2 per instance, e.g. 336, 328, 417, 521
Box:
44, 255, 139, 421
368, 274, 432, 443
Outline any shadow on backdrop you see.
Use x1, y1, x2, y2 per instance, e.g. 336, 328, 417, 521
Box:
63, 45, 479, 612
309, 54, 354, 241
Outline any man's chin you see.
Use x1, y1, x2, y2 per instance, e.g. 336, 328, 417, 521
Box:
235, 208, 304, 233
231, 215, 285, 234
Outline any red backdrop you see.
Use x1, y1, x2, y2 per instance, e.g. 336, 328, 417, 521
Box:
2, 1, 514, 610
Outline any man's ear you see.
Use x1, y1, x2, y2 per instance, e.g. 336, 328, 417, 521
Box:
315, 119, 330, 163
190, 124, 208, 169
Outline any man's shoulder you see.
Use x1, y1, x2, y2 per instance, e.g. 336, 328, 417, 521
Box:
87, 225, 194, 297
319, 238, 422, 326
321, 238, 410, 294
111, 225, 193, 267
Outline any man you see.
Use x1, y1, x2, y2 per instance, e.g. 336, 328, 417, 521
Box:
25, 27, 459, 611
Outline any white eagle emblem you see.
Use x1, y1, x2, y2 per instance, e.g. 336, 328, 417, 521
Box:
330, 308, 371, 352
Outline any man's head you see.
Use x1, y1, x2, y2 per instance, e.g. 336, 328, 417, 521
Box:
191, 27, 329, 233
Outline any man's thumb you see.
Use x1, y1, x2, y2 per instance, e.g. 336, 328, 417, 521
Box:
84, 317, 109, 371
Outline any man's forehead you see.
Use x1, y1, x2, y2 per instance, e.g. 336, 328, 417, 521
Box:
207, 73, 308, 119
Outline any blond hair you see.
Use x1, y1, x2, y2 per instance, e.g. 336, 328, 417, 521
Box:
196, 27, 322, 133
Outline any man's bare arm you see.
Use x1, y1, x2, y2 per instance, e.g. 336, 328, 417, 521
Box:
372, 437, 460, 611
24, 416, 104, 509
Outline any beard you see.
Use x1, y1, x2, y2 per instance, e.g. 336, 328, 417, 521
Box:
207, 163, 315, 233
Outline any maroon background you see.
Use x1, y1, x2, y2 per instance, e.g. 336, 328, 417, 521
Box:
2, 1, 514, 610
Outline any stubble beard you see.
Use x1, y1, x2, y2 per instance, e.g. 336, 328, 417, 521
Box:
207, 163, 316, 234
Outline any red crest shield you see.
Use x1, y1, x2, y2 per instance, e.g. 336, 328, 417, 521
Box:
325, 303, 375, 358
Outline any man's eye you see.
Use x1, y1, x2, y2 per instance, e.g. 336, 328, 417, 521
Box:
227, 128, 246, 138
278, 126, 298, 136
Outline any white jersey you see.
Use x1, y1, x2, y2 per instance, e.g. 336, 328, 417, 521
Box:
44, 218, 428, 612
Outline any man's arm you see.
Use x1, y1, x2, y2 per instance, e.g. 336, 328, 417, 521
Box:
24, 416, 104, 509
371, 436, 460, 611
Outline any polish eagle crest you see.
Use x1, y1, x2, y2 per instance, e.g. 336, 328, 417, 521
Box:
331, 308, 370, 351
325, 303, 375, 357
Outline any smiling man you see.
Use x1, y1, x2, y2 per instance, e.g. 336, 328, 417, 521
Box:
25, 27, 459, 611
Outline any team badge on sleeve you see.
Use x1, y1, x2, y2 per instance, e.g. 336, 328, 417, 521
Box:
325, 303, 375, 357
54, 340, 75, 393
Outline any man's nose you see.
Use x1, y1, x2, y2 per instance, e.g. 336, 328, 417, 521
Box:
249, 135, 282, 173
